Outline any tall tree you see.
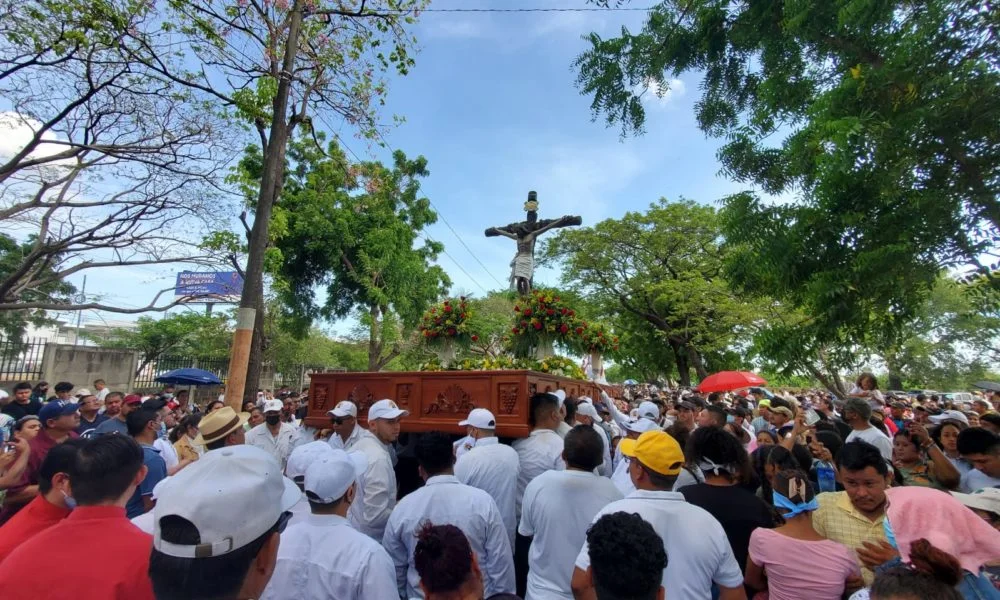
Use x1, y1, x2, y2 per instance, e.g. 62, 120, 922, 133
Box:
576, 0, 1000, 350
542, 199, 760, 386
235, 135, 448, 371
136, 0, 425, 404
0, 1, 232, 314
93, 312, 233, 376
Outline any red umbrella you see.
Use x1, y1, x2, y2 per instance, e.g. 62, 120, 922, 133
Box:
696, 371, 767, 393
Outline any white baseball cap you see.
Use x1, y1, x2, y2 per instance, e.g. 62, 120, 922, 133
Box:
952, 487, 1000, 516
304, 450, 368, 503
576, 402, 600, 421
286, 441, 335, 480
929, 410, 970, 426
153, 445, 299, 558
263, 399, 283, 413
638, 401, 660, 421
368, 399, 409, 421
328, 401, 357, 418
74, 388, 93, 398
459, 408, 496, 430
623, 417, 660, 434
546, 389, 566, 407
578, 396, 594, 405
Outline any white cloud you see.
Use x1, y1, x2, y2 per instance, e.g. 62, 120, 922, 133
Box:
0, 111, 65, 161
642, 78, 686, 106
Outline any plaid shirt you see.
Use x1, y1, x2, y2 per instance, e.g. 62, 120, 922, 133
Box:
812, 491, 887, 584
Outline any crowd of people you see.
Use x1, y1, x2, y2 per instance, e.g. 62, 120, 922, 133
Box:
0, 373, 999, 599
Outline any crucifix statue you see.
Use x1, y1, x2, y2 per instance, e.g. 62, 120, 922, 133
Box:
485, 191, 582, 296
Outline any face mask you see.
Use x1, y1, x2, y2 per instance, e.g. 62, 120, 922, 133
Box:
159, 421, 168, 439
265, 414, 281, 426
61, 490, 77, 510
883, 516, 898, 549
726, 414, 735, 424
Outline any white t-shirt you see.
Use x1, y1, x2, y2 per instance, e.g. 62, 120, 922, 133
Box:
611, 457, 635, 497
455, 437, 521, 548
575, 489, 744, 600
152, 437, 179, 471
519, 469, 623, 600
845, 426, 893, 462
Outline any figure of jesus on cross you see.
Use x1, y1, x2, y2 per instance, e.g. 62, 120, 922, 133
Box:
485, 191, 582, 296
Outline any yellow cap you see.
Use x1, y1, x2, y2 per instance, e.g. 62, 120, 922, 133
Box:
618, 430, 684, 476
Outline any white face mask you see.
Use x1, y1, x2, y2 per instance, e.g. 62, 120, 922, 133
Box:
61, 489, 77, 510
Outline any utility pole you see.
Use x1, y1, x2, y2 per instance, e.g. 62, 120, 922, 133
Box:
73, 275, 87, 346
224, 1, 305, 411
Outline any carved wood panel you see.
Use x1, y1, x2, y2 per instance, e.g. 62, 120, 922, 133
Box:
310, 384, 329, 412
423, 383, 476, 415
498, 383, 519, 415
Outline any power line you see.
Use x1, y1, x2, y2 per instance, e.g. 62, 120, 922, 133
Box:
422, 233, 490, 294
405, 6, 655, 13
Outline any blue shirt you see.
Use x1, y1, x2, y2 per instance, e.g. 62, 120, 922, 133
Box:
126, 444, 166, 519
93, 417, 128, 437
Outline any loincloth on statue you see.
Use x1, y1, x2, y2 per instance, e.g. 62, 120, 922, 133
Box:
511, 252, 534, 280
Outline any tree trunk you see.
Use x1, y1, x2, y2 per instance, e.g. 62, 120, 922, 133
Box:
884, 352, 904, 390
670, 340, 691, 387
243, 287, 265, 406
223, 1, 304, 408
687, 345, 709, 381
368, 303, 382, 372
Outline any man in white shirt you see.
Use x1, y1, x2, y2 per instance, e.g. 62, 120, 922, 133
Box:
571, 431, 746, 600
383, 432, 515, 600
610, 417, 659, 497
245, 399, 299, 470
93, 379, 110, 403
957, 426, 1000, 492
262, 449, 398, 600
512, 392, 567, 518
454, 408, 520, 547
574, 398, 612, 477
349, 398, 404, 541
842, 398, 893, 463
519, 425, 622, 600
284, 441, 335, 526
327, 401, 376, 451
600, 390, 660, 433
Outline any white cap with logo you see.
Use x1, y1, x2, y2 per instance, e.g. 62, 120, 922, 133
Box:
304, 450, 368, 503
328, 401, 358, 418
546, 389, 566, 407
286, 441, 335, 480
623, 417, 660, 434
152, 445, 300, 558
74, 388, 93, 398
576, 402, 600, 420
458, 408, 496, 430
368, 399, 409, 421
263, 399, 284, 413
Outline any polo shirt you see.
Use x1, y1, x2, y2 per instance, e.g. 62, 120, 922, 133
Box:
93, 416, 129, 436
126, 444, 167, 519
245, 422, 298, 469
845, 426, 893, 463
574, 489, 744, 600
0, 494, 71, 563
960, 468, 1000, 493
1, 399, 41, 421
0, 505, 154, 599
811, 491, 886, 584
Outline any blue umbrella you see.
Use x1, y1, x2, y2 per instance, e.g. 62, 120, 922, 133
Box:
623, 379, 638, 386
155, 367, 223, 386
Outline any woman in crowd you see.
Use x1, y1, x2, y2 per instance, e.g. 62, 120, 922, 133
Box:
414, 522, 521, 600
679, 427, 773, 581
932, 420, 973, 477
205, 399, 224, 413
756, 430, 778, 447
881, 487, 1000, 599
753, 445, 811, 505
746, 470, 861, 599
13, 415, 40, 442
892, 425, 961, 490
248, 407, 265, 428
171, 414, 202, 462
867, 566, 962, 600
29, 381, 47, 404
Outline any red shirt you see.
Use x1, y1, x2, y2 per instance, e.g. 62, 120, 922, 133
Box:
0, 505, 154, 599
0, 429, 78, 524
0, 494, 70, 564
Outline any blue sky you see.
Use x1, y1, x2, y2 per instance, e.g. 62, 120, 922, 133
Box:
48, 3, 758, 332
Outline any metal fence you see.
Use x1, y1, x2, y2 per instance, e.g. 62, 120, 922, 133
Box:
0, 338, 46, 383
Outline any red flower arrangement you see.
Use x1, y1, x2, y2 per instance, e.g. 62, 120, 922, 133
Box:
511, 289, 577, 356
418, 297, 472, 347
574, 321, 620, 355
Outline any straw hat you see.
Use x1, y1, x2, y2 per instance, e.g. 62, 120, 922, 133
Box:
192, 406, 249, 446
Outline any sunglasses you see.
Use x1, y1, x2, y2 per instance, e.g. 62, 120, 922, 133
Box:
332, 418, 343, 425
274, 510, 292, 535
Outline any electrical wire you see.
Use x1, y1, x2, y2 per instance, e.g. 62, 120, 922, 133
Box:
402, 6, 656, 13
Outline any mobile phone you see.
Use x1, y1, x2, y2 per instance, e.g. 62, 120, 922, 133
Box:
2, 443, 15, 454
804, 408, 821, 426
